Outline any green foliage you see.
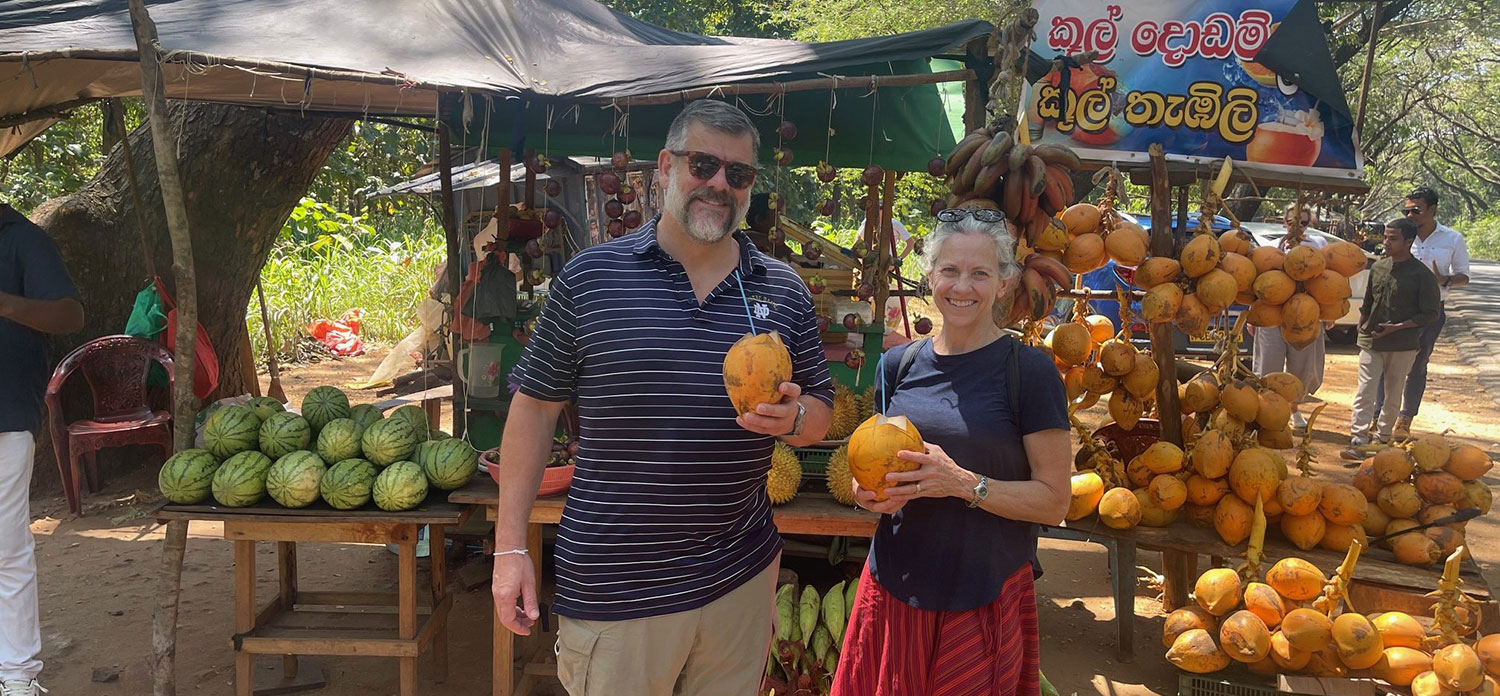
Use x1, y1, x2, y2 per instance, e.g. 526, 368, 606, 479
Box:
599, 0, 792, 37
252, 194, 445, 362
1461, 214, 1500, 262
778, 0, 1011, 42
1, 100, 144, 213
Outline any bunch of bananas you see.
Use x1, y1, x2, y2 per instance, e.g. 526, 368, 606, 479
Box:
939, 122, 1083, 327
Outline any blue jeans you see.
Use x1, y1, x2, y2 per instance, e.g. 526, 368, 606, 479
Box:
1375, 307, 1445, 418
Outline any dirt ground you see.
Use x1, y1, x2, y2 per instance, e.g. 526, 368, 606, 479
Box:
23, 334, 1500, 696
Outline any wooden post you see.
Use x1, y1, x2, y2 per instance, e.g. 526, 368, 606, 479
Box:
128, 2, 200, 694
1355, 2, 1383, 137
873, 172, 897, 328
522, 147, 537, 210
437, 124, 467, 436
962, 37, 988, 134
1147, 144, 1182, 447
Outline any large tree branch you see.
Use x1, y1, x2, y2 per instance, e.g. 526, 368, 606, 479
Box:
1332, 0, 1417, 70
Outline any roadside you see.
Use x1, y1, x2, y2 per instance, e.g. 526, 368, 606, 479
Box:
1439, 259, 1500, 411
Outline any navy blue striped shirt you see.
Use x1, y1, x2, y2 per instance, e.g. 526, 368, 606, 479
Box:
512, 215, 834, 621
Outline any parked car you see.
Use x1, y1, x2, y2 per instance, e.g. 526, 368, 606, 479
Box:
1056, 212, 1251, 357
1237, 221, 1375, 344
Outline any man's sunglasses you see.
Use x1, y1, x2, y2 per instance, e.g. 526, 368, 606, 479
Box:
669, 150, 758, 190
936, 208, 1005, 223
1402, 207, 1424, 216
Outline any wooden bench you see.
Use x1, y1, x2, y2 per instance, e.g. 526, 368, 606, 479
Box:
157, 500, 471, 696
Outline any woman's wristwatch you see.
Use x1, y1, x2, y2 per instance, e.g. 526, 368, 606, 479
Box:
968, 475, 989, 508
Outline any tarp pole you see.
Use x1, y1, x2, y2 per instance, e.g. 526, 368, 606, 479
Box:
874, 171, 897, 338
128, 0, 200, 694
438, 123, 467, 437
1147, 144, 1183, 448
617, 70, 976, 107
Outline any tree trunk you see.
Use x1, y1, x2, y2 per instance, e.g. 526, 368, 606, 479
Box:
26, 102, 351, 492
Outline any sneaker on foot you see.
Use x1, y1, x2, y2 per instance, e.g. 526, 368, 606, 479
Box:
2, 680, 47, 696
1394, 416, 1412, 440
1340, 436, 1370, 462
1291, 411, 1309, 434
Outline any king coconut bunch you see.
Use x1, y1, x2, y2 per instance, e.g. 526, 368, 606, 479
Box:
1135, 221, 1367, 353
1167, 499, 1500, 696
1349, 437, 1494, 567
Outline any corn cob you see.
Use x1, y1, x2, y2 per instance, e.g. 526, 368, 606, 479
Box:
799, 585, 821, 649
775, 583, 796, 643
811, 625, 833, 667
844, 577, 859, 624
822, 580, 847, 644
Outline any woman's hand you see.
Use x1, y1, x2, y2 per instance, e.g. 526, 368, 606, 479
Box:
882, 443, 980, 502
852, 479, 912, 515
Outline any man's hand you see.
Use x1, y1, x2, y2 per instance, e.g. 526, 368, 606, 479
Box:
1432, 261, 1448, 286
1371, 322, 1408, 339
492, 553, 539, 635
736, 382, 801, 436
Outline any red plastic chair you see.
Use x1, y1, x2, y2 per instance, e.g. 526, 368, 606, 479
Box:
45, 335, 174, 515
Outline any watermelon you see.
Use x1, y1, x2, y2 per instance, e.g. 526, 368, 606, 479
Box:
418, 438, 478, 490
212, 451, 274, 507
321, 459, 378, 510
247, 396, 286, 421
203, 405, 261, 459
348, 404, 383, 432
259, 412, 311, 459
428, 429, 452, 440
316, 418, 363, 464
266, 451, 327, 508
387, 404, 430, 440
372, 461, 429, 511
301, 386, 351, 432
361, 418, 420, 467
159, 449, 220, 504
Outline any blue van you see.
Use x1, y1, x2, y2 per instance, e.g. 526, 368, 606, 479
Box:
1057, 212, 1251, 356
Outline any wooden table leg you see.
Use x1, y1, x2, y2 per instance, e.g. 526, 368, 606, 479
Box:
277, 542, 299, 679
494, 599, 513, 696
234, 539, 256, 696
1162, 549, 1192, 612
422, 398, 442, 431
431, 525, 449, 682
1110, 538, 1136, 663
399, 528, 419, 696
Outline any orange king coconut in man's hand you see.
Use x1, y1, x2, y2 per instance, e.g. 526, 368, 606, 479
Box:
847, 414, 925, 501
722, 331, 792, 416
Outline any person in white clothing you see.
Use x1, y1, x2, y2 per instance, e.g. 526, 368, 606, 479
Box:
0, 202, 84, 696
1374, 186, 1470, 438
1252, 206, 1328, 433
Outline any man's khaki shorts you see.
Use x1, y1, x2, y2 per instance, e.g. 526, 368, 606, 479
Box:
555, 560, 778, 696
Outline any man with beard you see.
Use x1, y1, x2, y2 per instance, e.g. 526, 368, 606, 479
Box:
490, 99, 833, 695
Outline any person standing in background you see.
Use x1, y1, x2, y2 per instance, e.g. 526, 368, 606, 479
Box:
1343, 218, 1441, 459
1376, 186, 1470, 439
1, 201, 85, 696
1252, 205, 1327, 434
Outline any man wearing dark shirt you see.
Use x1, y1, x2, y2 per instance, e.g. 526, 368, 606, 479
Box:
1, 203, 84, 696
1342, 218, 1439, 459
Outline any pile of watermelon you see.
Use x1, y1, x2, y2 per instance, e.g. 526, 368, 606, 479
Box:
159, 387, 477, 513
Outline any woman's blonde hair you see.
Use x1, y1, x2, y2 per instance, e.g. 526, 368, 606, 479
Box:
920, 215, 1023, 326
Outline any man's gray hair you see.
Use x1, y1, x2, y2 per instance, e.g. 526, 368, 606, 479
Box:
664, 100, 760, 163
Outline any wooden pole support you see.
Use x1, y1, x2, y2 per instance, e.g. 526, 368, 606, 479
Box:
1147, 144, 1183, 447
127, 2, 201, 694
874, 171, 897, 326
437, 124, 467, 436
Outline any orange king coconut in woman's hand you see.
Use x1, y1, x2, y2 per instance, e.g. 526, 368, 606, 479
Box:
847, 414, 925, 501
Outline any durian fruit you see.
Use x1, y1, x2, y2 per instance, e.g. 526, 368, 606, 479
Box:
825, 444, 855, 506
857, 386, 877, 423
827, 384, 860, 440
768, 442, 803, 505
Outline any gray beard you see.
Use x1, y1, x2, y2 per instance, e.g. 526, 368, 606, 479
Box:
664, 178, 748, 244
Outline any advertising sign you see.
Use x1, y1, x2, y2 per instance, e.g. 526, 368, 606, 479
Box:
1026, 0, 1362, 178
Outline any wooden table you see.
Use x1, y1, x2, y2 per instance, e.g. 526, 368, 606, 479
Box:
157, 500, 471, 696
449, 479, 1498, 695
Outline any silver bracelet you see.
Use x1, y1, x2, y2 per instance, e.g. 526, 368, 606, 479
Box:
493, 548, 529, 557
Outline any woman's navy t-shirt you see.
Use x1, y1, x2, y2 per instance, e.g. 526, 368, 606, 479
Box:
866, 336, 1069, 612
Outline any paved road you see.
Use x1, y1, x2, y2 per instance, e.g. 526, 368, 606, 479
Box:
1443, 259, 1500, 409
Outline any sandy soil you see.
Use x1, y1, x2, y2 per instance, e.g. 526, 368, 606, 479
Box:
22, 335, 1500, 696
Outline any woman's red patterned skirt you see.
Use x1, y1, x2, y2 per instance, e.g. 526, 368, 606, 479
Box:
831, 562, 1040, 696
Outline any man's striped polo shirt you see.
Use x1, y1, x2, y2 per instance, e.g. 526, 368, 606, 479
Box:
511, 214, 834, 621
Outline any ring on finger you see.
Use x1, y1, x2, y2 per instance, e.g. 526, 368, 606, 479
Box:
916, 482, 922, 493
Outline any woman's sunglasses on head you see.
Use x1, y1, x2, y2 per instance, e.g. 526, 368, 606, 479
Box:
935, 208, 1005, 223
669, 150, 758, 190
